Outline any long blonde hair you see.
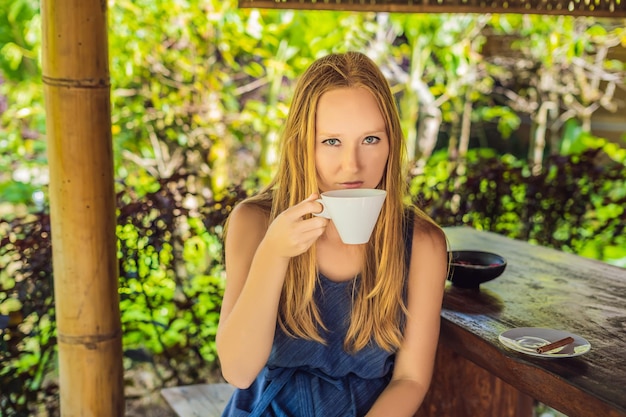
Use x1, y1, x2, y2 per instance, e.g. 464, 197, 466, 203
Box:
240, 52, 433, 352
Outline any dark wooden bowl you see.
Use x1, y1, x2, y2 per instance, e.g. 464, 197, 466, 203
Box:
447, 250, 507, 289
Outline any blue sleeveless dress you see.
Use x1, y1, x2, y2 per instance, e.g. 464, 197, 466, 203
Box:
221, 214, 413, 417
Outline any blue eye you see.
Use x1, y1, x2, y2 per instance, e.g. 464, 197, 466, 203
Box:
322, 138, 340, 146
363, 136, 381, 144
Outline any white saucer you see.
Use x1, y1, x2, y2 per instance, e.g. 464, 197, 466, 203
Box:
498, 327, 591, 358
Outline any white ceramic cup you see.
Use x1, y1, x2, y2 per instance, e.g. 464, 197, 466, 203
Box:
313, 188, 387, 244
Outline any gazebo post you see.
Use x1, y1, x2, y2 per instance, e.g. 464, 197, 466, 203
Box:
42, 0, 124, 415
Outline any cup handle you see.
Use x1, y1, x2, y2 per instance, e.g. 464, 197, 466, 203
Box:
312, 198, 331, 219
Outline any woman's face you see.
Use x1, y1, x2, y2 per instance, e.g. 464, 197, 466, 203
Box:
314, 87, 390, 193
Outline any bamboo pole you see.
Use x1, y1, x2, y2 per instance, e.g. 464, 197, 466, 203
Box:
42, 1, 124, 416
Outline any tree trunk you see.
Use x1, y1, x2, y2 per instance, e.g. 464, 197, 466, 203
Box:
42, 1, 124, 416
531, 100, 557, 175
413, 78, 442, 175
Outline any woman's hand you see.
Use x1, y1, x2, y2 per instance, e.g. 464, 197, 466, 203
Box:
217, 194, 329, 387
261, 194, 329, 259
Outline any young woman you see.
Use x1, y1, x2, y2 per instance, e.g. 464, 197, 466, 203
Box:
216, 51, 448, 417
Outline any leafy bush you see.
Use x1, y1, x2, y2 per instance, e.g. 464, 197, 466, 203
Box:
115, 174, 247, 386
412, 141, 626, 266
0, 175, 247, 416
0, 212, 55, 416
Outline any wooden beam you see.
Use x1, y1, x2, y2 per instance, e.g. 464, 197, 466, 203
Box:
42, 0, 124, 416
239, 0, 626, 18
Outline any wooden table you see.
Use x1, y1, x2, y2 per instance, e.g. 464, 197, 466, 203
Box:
417, 226, 626, 417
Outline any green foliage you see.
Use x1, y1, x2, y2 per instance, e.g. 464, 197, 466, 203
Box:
0, 0, 40, 80
412, 141, 626, 266
0, 176, 249, 415
0, 0, 45, 217
115, 176, 239, 382
0, 213, 56, 416
477, 106, 521, 139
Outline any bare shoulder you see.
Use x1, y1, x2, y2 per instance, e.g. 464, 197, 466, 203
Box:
224, 202, 270, 256
229, 201, 270, 229
411, 214, 447, 254
223, 200, 271, 277
408, 213, 448, 287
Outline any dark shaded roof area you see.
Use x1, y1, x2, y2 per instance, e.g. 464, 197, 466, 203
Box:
239, 0, 626, 18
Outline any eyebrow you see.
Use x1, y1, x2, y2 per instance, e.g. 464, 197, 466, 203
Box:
316, 129, 387, 138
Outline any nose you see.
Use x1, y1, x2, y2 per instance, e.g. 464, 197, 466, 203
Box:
341, 146, 360, 173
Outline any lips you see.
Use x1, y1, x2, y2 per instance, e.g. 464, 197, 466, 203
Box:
339, 182, 363, 189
